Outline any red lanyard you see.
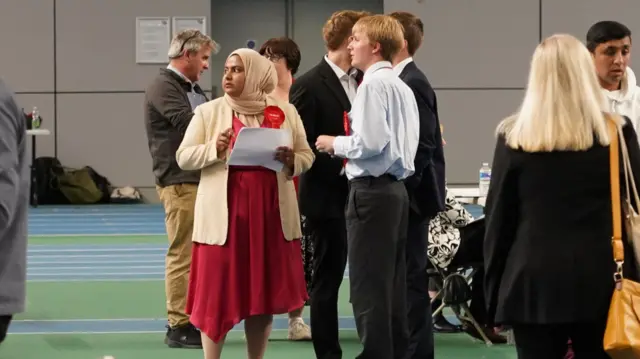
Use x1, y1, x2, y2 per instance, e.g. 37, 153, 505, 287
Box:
343, 111, 349, 168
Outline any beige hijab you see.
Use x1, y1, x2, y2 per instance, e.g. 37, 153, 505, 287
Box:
224, 48, 278, 126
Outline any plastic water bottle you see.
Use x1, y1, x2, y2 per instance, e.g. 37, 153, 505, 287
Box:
31, 106, 41, 129
479, 162, 491, 196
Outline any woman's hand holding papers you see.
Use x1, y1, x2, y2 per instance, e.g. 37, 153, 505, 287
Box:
216, 128, 234, 159
274, 146, 295, 173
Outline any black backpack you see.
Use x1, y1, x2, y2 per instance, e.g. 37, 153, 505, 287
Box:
32, 157, 68, 205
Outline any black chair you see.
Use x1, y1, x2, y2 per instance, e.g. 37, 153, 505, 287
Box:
427, 216, 492, 346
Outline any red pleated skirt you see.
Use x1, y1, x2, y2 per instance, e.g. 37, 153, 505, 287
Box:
185, 166, 308, 343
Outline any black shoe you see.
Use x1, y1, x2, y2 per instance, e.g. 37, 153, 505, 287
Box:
165, 323, 203, 349
433, 313, 462, 333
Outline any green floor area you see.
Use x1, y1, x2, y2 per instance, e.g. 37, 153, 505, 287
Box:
9, 234, 518, 358
10, 279, 517, 358
17, 280, 353, 320
1, 332, 517, 359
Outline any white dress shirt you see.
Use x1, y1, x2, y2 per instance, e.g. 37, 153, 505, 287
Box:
324, 55, 359, 103
333, 61, 420, 180
393, 56, 414, 76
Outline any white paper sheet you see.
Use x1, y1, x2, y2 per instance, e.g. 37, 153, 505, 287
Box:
227, 127, 292, 172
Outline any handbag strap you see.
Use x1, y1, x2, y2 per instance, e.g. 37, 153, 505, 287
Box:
607, 115, 625, 282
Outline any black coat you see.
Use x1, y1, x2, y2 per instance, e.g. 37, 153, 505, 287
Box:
398, 61, 446, 220
290, 59, 361, 219
484, 116, 640, 325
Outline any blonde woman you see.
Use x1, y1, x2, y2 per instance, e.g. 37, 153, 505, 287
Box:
176, 48, 314, 359
484, 33, 640, 358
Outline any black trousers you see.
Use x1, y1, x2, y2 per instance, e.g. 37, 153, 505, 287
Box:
347, 176, 409, 359
404, 216, 434, 359
0, 315, 12, 345
307, 216, 348, 359
512, 322, 609, 359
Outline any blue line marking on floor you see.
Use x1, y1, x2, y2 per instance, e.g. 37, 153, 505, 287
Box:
26, 242, 350, 282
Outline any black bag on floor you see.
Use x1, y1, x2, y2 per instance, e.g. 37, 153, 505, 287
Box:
85, 166, 112, 203
32, 156, 69, 205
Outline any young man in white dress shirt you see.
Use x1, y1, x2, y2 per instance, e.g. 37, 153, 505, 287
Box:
315, 14, 420, 359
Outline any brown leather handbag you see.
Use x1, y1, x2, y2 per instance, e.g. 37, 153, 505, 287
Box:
603, 116, 640, 358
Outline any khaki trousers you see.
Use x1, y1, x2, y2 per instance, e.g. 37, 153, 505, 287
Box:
157, 183, 197, 328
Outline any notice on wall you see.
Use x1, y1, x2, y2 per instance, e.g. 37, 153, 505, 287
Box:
135, 17, 171, 63
172, 16, 207, 37
172, 16, 219, 54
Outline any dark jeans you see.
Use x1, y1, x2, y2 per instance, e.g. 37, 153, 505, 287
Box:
346, 176, 409, 359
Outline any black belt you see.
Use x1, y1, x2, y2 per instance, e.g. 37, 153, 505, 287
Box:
349, 174, 398, 187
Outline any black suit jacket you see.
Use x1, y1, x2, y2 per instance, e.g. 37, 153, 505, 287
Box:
399, 61, 446, 220
290, 58, 361, 218
484, 116, 640, 325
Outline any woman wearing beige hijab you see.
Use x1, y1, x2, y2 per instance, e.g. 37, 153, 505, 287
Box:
176, 48, 314, 359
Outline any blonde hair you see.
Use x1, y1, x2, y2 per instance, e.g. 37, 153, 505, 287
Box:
353, 15, 404, 62
168, 29, 218, 59
498, 33, 615, 152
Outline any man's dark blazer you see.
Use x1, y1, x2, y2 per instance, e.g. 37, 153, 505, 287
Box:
290, 58, 360, 219
399, 61, 446, 220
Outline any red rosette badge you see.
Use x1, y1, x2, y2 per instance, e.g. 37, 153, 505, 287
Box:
263, 106, 285, 129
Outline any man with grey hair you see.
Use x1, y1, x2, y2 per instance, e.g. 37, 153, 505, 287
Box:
0, 78, 29, 346
144, 28, 216, 349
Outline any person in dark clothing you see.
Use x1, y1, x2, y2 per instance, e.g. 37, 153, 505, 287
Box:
258, 36, 312, 341
290, 10, 369, 359
143, 29, 216, 349
0, 79, 29, 345
389, 11, 446, 359
484, 33, 640, 359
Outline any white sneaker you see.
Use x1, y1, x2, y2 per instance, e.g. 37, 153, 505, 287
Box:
287, 318, 312, 341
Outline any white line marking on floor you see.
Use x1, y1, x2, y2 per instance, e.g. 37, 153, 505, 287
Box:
29, 233, 166, 237
14, 318, 165, 322
28, 260, 165, 265
28, 272, 165, 276
13, 316, 356, 323
27, 254, 164, 259
30, 213, 163, 217
28, 248, 166, 253
28, 266, 163, 271
27, 278, 165, 283
10, 328, 358, 335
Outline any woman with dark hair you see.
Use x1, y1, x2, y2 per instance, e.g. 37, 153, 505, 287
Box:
259, 37, 312, 341
259, 37, 301, 102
